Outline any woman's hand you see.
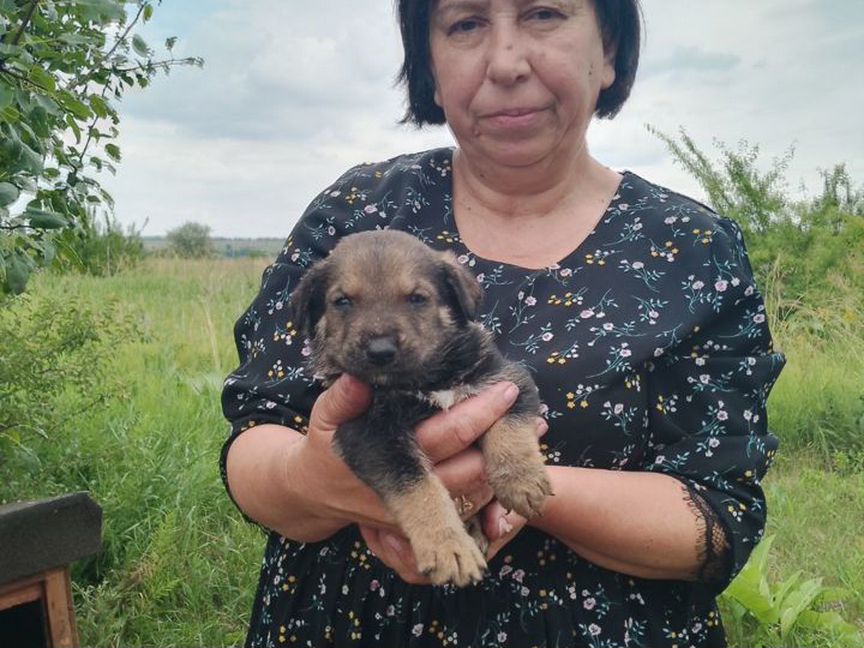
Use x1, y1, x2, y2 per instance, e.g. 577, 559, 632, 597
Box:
291, 374, 399, 534
360, 500, 529, 585
360, 392, 547, 585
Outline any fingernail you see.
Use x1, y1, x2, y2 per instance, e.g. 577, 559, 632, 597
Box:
498, 516, 513, 537
383, 533, 405, 556
536, 419, 549, 437
500, 382, 519, 405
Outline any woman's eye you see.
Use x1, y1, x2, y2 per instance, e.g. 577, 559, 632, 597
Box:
527, 8, 564, 22
448, 18, 482, 35
408, 293, 428, 306
333, 296, 352, 309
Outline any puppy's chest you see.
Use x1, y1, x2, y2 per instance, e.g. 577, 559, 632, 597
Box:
416, 383, 483, 411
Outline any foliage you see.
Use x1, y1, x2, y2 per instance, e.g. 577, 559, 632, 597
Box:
0, 289, 139, 452
721, 536, 863, 646
654, 129, 864, 453
166, 221, 215, 259
0, 0, 202, 295
62, 212, 145, 276
648, 126, 793, 237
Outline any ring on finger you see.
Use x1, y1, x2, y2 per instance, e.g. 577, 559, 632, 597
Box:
453, 494, 474, 516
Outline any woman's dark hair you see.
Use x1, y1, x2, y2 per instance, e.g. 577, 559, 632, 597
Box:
396, 0, 643, 126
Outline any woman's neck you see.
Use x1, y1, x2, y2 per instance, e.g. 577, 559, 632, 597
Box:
452, 146, 610, 220
451, 147, 622, 269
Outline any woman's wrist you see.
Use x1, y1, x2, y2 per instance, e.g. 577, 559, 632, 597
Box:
280, 433, 350, 540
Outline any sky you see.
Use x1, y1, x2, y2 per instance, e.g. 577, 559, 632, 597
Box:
100, 0, 864, 238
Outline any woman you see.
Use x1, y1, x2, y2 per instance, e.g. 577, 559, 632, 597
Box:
221, 0, 785, 646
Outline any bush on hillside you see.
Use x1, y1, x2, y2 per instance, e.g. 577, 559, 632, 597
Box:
166, 222, 215, 259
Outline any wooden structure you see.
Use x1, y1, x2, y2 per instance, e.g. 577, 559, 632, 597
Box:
0, 493, 102, 648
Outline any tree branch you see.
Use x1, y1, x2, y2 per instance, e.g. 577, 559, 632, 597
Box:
11, 0, 41, 46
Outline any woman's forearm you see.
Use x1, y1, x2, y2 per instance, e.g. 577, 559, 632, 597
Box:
532, 466, 707, 581
224, 424, 347, 542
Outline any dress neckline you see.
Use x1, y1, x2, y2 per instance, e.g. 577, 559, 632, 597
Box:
439, 147, 631, 273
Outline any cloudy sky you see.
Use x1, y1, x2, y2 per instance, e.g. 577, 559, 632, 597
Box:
101, 0, 864, 238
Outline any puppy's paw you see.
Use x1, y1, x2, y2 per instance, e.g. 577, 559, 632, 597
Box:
413, 526, 487, 587
487, 449, 553, 519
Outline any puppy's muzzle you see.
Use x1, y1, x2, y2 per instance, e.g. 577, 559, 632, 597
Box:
365, 335, 399, 366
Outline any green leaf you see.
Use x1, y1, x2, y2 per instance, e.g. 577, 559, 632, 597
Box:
27, 209, 68, 229
143, 3, 154, 22
4, 254, 30, 294
0, 84, 15, 111
0, 182, 20, 207
165, 36, 177, 51
58, 93, 93, 121
779, 578, 824, 638
797, 610, 863, 643
90, 94, 110, 119
132, 34, 150, 57
104, 142, 121, 162
29, 66, 56, 93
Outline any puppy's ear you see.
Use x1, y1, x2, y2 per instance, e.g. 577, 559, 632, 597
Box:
290, 261, 331, 336
437, 252, 483, 323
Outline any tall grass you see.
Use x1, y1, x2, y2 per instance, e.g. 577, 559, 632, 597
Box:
0, 259, 266, 646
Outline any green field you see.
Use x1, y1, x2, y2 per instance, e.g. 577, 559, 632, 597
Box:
1, 257, 863, 647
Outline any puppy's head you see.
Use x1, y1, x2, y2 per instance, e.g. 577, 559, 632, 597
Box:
291, 230, 482, 387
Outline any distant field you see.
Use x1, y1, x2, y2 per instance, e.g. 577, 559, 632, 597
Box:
143, 236, 285, 258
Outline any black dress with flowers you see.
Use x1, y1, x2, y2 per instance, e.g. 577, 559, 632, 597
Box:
221, 148, 785, 648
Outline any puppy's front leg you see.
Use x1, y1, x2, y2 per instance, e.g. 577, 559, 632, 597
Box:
481, 413, 553, 519
385, 472, 487, 586
334, 415, 486, 586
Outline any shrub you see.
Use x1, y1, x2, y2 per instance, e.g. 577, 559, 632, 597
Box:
166, 222, 215, 259
0, 291, 139, 454
60, 214, 146, 276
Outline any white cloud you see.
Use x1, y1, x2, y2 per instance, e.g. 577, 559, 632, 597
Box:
102, 0, 864, 237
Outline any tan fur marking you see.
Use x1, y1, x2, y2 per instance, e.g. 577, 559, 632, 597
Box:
385, 474, 487, 586
481, 415, 553, 519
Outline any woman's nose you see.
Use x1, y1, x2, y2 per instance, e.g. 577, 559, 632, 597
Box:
485, 25, 531, 85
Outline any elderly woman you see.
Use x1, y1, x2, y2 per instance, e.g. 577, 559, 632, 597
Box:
221, 0, 784, 646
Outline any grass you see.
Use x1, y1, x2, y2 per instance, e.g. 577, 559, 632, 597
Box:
1, 257, 862, 647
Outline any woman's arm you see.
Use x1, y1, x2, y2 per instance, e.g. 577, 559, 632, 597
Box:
225, 375, 520, 543
531, 466, 722, 581
224, 374, 384, 542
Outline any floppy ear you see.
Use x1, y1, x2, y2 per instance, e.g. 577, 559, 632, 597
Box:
290, 261, 331, 336
437, 252, 483, 323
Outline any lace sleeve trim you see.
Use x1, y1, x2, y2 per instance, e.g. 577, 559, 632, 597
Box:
678, 481, 732, 583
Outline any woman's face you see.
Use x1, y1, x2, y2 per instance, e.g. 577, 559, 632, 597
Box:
429, 0, 615, 169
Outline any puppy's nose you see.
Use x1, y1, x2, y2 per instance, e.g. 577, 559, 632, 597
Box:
365, 336, 398, 365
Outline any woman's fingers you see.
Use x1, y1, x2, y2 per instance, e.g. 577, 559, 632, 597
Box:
360, 525, 431, 586
308, 374, 372, 435
417, 382, 519, 463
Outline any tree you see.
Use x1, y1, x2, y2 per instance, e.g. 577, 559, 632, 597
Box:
0, 0, 202, 296
166, 221, 214, 259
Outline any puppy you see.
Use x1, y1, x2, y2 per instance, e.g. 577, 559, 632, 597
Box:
291, 230, 552, 586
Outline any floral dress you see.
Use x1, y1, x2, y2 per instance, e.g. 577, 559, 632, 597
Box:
221, 148, 785, 648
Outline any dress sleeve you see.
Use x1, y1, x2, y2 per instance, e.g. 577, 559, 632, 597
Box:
642, 217, 785, 593
219, 165, 366, 514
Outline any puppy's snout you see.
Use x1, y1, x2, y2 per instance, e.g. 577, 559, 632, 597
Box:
365, 336, 398, 365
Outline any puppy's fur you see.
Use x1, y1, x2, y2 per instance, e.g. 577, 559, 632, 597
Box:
292, 230, 552, 586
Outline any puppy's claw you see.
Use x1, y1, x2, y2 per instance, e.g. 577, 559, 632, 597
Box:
491, 467, 553, 520
414, 527, 487, 587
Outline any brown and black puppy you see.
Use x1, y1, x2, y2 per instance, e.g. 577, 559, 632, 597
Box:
291, 230, 552, 586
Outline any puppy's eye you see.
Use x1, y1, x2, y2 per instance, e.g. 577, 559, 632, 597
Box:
407, 293, 428, 306
332, 296, 353, 309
